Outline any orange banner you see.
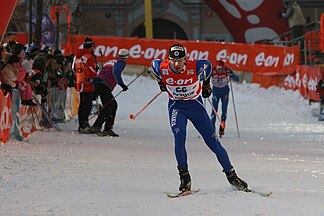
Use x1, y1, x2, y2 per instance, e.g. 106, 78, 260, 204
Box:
284, 65, 321, 101
0, 91, 13, 143
0, 0, 19, 43
69, 35, 299, 74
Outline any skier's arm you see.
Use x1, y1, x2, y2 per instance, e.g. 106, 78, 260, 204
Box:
113, 60, 127, 90
151, 59, 167, 92
196, 60, 212, 98
196, 60, 212, 81
151, 59, 163, 81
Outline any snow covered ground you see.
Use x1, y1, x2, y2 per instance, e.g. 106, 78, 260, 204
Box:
1, 75, 324, 216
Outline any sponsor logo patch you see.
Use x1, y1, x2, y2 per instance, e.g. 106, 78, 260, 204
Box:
187, 69, 194, 75
162, 69, 169, 75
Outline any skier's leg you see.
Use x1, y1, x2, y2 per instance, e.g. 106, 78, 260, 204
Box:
104, 93, 118, 131
190, 100, 232, 172
190, 100, 248, 189
221, 93, 229, 122
91, 84, 106, 130
168, 105, 188, 169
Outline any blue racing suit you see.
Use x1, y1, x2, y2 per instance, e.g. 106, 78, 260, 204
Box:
151, 59, 233, 172
210, 67, 239, 128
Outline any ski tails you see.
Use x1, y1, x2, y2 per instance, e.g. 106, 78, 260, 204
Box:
242, 188, 272, 197
166, 189, 200, 198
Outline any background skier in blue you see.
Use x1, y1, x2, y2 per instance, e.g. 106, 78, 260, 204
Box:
210, 60, 239, 137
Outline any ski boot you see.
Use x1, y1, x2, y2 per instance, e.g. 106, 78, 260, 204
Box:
96, 129, 119, 137
87, 126, 101, 134
219, 121, 225, 138
178, 167, 191, 192
225, 169, 248, 190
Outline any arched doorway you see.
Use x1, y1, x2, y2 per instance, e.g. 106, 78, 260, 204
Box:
131, 18, 187, 40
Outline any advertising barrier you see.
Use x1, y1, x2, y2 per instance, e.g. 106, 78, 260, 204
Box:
0, 91, 12, 143
69, 35, 299, 75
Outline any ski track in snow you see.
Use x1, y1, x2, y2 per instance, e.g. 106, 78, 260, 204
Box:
1, 75, 324, 216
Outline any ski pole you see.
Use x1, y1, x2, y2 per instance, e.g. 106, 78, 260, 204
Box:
130, 91, 162, 120
229, 78, 240, 138
33, 95, 62, 131
89, 66, 149, 120
31, 107, 43, 131
207, 97, 224, 128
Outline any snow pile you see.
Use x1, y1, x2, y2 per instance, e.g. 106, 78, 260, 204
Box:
0, 75, 323, 216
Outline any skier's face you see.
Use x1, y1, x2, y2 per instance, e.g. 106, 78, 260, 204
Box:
169, 57, 185, 73
216, 66, 225, 73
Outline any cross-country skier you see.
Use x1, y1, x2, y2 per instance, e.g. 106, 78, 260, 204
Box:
151, 44, 247, 193
88, 48, 129, 137
210, 60, 239, 137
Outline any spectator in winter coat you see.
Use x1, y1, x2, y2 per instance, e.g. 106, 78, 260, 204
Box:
27, 53, 48, 98
0, 55, 24, 141
0, 55, 20, 94
13, 43, 36, 106
282, 1, 306, 43
0, 45, 8, 70
17, 65, 36, 106
21, 44, 40, 74
88, 48, 129, 137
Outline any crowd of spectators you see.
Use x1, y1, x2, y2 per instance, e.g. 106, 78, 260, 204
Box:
0, 40, 75, 140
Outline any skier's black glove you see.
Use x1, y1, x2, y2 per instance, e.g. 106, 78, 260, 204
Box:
120, 83, 128, 91
227, 68, 234, 77
202, 84, 212, 98
158, 81, 167, 92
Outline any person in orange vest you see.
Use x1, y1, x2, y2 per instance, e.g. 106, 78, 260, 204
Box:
73, 37, 98, 133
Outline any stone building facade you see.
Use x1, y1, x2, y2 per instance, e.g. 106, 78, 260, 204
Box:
76, 0, 232, 42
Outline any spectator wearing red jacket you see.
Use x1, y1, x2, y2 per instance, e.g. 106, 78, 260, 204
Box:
73, 37, 98, 133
